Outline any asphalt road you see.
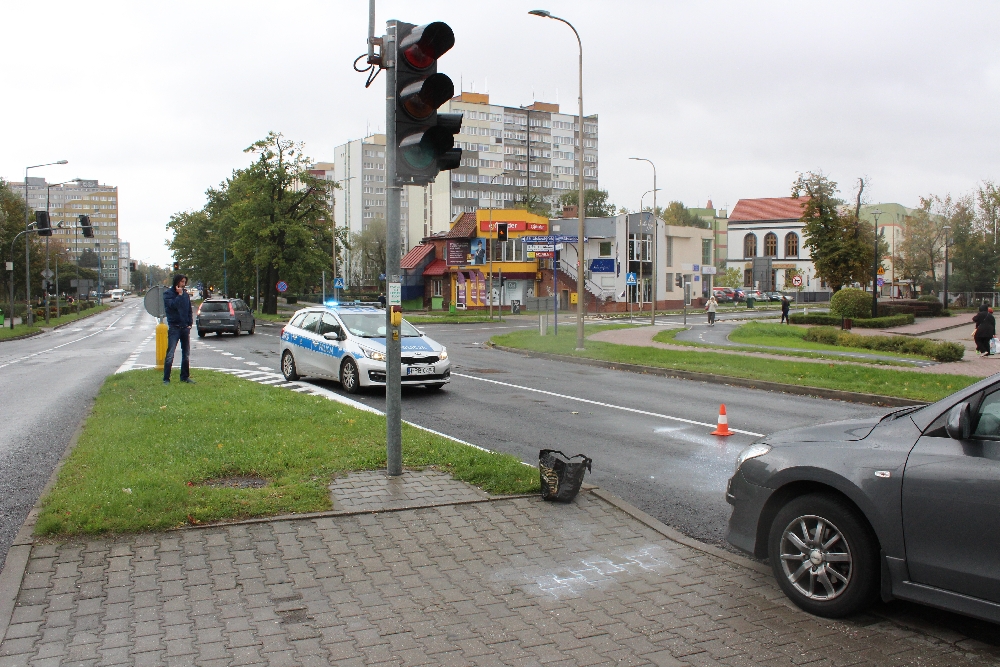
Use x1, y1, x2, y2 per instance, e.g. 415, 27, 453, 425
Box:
178, 316, 887, 549
0, 299, 153, 570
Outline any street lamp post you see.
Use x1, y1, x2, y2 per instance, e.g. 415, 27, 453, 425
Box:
631, 158, 657, 324
636, 189, 656, 317
529, 9, 586, 349
24, 160, 68, 324
943, 225, 951, 308
870, 208, 882, 318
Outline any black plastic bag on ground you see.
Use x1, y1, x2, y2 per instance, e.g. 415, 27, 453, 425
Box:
539, 450, 592, 502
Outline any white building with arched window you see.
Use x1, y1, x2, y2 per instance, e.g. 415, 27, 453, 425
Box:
725, 196, 830, 295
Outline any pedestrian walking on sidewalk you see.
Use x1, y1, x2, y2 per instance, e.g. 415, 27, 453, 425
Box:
973, 302, 995, 357
706, 295, 718, 325
780, 295, 791, 324
163, 274, 195, 384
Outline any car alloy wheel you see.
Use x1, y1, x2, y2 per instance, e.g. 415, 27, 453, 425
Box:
778, 515, 852, 601
767, 493, 878, 618
249, 321, 255, 335
233, 324, 241, 337
340, 358, 360, 394
281, 351, 299, 381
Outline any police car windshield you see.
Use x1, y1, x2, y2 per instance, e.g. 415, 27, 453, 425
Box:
338, 313, 421, 338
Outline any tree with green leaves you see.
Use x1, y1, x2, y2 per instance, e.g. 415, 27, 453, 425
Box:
510, 191, 551, 217
347, 218, 387, 288
658, 201, 708, 229
715, 267, 743, 288
947, 193, 999, 292
558, 188, 617, 217
167, 132, 335, 314
793, 172, 885, 292
896, 197, 946, 292
1, 179, 48, 306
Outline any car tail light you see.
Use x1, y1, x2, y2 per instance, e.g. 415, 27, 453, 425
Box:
228, 302, 235, 316
197, 304, 202, 315
280, 327, 285, 336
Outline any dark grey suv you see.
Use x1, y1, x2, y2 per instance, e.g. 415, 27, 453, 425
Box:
726, 374, 1000, 622
196, 298, 255, 337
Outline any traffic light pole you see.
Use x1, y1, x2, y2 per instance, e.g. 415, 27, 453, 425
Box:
384, 20, 403, 477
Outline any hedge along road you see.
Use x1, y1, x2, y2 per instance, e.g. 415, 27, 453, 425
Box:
673, 321, 943, 366
177, 318, 890, 549
0, 299, 152, 570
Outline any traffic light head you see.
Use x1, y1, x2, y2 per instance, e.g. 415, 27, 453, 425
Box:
173, 261, 180, 271
36, 211, 52, 236
79, 214, 94, 238
675, 274, 683, 288
496, 223, 508, 243
394, 21, 462, 185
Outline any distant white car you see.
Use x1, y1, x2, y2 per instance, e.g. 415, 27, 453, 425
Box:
110, 289, 125, 302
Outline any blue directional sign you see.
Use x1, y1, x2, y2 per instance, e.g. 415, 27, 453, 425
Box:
626, 272, 638, 286
521, 235, 583, 244
333, 277, 345, 289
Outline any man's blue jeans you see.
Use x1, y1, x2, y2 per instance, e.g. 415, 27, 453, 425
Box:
164, 326, 190, 382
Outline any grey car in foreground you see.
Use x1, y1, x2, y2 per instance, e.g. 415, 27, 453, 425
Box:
727, 374, 1000, 622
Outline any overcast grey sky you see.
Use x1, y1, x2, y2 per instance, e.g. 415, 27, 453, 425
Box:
3, 1, 999, 264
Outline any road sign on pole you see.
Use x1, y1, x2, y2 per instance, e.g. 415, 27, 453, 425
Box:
41, 269, 54, 279
276, 281, 288, 293
625, 272, 637, 285
877, 278, 885, 287
333, 277, 345, 289
792, 275, 803, 287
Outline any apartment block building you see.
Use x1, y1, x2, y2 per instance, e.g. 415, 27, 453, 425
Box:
322, 92, 599, 257
9, 177, 121, 288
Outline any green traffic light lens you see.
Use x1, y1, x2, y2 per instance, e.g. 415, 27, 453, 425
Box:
402, 144, 435, 169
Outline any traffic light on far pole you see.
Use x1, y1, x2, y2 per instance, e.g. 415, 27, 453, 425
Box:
395, 21, 462, 185
496, 223, 508, 243
79, 214, 94, 238
173, 262, 180, 271
36, 211, 52, 236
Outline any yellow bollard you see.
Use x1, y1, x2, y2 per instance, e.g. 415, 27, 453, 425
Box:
155, 320, 169, 370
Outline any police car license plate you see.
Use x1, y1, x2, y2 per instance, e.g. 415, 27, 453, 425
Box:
406, 366, 433, 375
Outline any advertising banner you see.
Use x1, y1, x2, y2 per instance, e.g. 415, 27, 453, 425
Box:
479, 220, 548, 232
456, 272, 466, 305
446, 241, 470, 266
468, 238, 487, 265
589, 259, 615, 273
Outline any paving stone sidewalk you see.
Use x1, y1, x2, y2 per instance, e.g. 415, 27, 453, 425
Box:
2, 476, 998, 667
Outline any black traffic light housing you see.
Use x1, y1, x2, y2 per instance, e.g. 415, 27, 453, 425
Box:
496, 223, 508, 243
675, 274, 683, 288
173, 262, 180, 271
130, 261, 138, 272
79, 214, 94, 238
36, 211, 52, 237
394, 21, 462, 185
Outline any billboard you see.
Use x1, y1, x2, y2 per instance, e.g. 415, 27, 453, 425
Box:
446, 241, 469, 266
479, 220, 548, 233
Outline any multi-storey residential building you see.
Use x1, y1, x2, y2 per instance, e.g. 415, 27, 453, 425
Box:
118, 241, 131, 289
323, 92, 599, 258
8, 177, 120, 288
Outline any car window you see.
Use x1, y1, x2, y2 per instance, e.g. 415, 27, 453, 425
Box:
319, 313, 341, 335
338, 313, 421, 338
300, 312, 322, 333
234, 300, 245, 311
289, 312, 307, 328
973, 390, 1000, 439
200, 302, 228, 312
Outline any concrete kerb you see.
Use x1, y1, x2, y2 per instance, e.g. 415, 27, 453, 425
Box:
492, 344, 928, 408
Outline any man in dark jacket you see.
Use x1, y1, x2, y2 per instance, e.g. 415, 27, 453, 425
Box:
163, 274, 195, 384
973, 302, 996, 357
780, 295, 791, 324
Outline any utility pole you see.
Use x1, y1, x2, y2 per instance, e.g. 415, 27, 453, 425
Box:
384, 20, 403, 477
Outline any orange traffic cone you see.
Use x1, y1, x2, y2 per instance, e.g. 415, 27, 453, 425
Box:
710, 404, 733, 436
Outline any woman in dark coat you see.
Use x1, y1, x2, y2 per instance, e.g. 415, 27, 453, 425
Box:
973, 303, 996, 356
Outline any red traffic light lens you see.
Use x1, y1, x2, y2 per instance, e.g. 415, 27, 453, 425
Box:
399, 73, 454, 120
399, 22, 455, 70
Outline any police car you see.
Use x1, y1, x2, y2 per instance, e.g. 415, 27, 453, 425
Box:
278, 303, 450, 393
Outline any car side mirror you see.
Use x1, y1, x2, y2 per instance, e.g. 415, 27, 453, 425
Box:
945, 402, 971, 440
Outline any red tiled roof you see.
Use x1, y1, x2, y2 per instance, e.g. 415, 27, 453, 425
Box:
442, 212, 477, 238
400, 243, 434, 270
730, 197, 810, 222
422, 259, 448, 276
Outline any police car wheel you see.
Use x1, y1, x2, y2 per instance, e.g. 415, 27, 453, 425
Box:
197, 330, 206, 338
340, 358, 360, 394
281, 351, 299, 381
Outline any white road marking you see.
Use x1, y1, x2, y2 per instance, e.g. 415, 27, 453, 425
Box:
452, 373, 764, 437
0, 328, 109, 370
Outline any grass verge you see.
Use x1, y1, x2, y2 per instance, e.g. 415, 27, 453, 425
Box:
0, 325, 40, 340
405, 313, 498, 324
492, 326, 978, 402
36, 369, 537, 536
0, 304, 112, 340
